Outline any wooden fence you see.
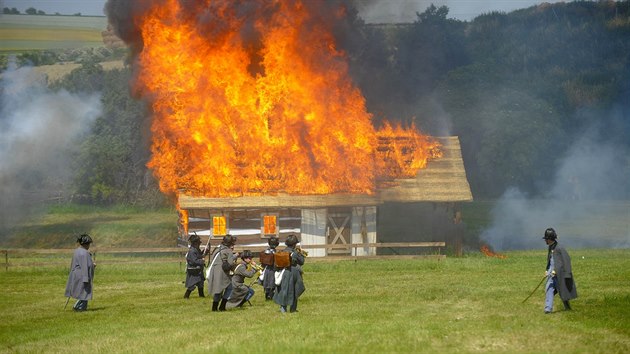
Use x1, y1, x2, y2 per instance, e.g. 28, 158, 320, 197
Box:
1, 242, 446, 270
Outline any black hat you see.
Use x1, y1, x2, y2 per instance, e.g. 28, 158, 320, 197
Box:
241, 250, 253, 259
285, 234, 299, 247
189, 234, 201, 244
77, 234, 93, 245
221, 234, 237, 246
543, 228, 557, 240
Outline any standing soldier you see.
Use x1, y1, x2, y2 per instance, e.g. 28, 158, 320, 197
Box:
226, 250, 259, 309
543, 228, 578, 313
261, 236, 279, 300
184, 234, 207, 299
273, 234, 306, 313
65, 234, 96, 312
207, 234, 238, 311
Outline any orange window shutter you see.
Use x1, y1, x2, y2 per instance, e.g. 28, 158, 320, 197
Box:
213, 216, 226, 235
263, 215, 276, 234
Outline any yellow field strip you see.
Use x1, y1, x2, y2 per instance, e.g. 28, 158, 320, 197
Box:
0, 28, 102, 41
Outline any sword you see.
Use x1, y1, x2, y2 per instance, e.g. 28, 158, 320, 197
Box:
522, 275, 547, 303
64, 297, 71, 309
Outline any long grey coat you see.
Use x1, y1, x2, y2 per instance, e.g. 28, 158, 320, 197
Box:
273, 247, 305, 307
185, 246, 205, 288
207, 245, 236, 295
64, 247, 94, 300
226, 263, 257, 309
261, 248, 276, 290
551, 244, 578, 301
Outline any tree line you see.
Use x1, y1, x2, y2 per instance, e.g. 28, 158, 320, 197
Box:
14, 0, 630, 206
2, 7, 84, 16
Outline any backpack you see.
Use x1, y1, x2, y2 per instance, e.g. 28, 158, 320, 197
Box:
260, 252, 274, 266
274, 251, 291, 269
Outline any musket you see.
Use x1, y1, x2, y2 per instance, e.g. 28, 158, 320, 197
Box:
521, 275, 547, 303
202, 232, 212, 256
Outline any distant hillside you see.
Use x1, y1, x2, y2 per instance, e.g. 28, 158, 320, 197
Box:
0, 14, 108, 53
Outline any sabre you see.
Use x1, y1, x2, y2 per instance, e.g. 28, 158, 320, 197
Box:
522, 275, 547, 303
64, 297, 71, 309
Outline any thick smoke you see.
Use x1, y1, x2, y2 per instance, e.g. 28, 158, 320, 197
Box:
0, 62, 101, 236
481, 125, 630, 250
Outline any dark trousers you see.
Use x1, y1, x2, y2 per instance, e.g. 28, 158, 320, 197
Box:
212, 284, 233, 301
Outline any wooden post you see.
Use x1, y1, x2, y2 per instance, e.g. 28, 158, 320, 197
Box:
453, 203, 463, 257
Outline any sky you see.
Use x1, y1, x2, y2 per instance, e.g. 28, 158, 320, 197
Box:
1, 0, 564, 21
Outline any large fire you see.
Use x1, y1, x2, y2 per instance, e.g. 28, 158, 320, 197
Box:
129, 0, 440, 197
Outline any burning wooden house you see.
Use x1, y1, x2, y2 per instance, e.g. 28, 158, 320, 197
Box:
178, 136, 472, 257
108, 1, 473, 256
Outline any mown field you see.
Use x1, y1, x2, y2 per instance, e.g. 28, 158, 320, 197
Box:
0, 250, 628, 353
0, 15, 106, 53
0, 204, 178, 249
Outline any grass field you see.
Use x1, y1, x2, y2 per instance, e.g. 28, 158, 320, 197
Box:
0, 204, 178, 249
0, 15, 106, 52
0, 250, 628, 353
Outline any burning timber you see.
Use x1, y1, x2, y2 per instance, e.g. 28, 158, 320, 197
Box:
178, 136, 472, 257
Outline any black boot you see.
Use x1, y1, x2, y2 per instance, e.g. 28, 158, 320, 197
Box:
563, 300, 572, 310
198, 287, 205, 298
237, 298, 247, 308
184, 289, 192, 299
212, 301, 219, 312
219, 298, 227, 311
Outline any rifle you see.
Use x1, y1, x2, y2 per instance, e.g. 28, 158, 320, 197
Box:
201, 232, 212, 256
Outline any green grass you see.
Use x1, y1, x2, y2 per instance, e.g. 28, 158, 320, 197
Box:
1, 205, 178, 249
1, 250, 628, 353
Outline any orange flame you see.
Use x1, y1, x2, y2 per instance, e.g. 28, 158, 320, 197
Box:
133, 0, 440, 198
480, 244, 507, 259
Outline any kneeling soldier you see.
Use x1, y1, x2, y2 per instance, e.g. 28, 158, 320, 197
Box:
226, 250, 259, 309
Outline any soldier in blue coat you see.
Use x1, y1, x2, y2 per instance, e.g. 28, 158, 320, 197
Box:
65, 234, 96, 312
184, 234, 207, 298
543, 228, 578, 313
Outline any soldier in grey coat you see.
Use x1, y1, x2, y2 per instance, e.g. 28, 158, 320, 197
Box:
261, 236, 279, 300
65, 234, 96, 312
207, 235, 238, 311
226, 250, 258, 309
543, 228, 578, 313
184, 234, 207, 299
273, 234, 305, 313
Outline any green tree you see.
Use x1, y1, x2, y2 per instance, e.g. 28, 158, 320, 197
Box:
25, 7, 37, 15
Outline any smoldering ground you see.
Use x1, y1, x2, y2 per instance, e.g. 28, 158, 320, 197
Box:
481, 121, 630, 251
0, 62, 101, 238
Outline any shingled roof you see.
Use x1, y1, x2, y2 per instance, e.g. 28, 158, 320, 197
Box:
178, 136, 472, 209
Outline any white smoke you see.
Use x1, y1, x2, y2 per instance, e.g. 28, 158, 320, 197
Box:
0, 62, 101, 232
481, 128, 630, 250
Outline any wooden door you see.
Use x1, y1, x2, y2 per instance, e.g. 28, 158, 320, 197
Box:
326, 209, 352, 255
